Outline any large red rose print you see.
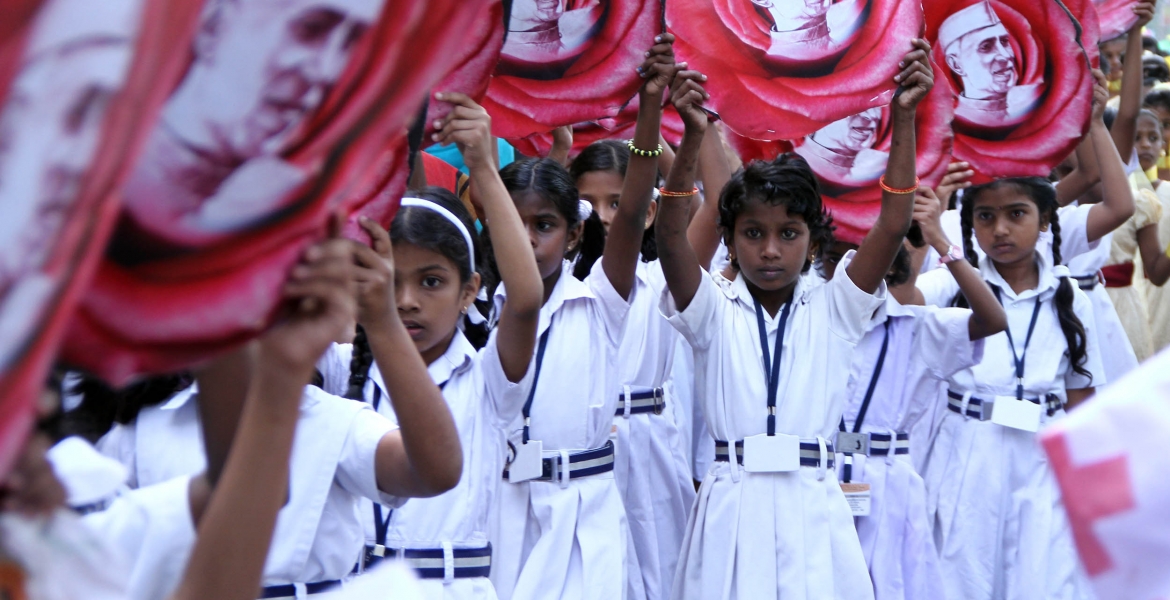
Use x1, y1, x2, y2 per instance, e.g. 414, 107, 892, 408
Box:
926, 0, 1092, 182
483, 0, 662, 139
66, 0, 487, 385
667, 0, 924, 141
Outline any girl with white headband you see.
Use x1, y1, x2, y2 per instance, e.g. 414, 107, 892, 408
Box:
320, 90, 544, 599
488, 37, 677, 600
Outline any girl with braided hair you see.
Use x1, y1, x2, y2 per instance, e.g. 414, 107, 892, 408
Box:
918, 176, 1104, 599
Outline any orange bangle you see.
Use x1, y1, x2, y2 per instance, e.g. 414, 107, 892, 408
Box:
659, 186, 699, 197
879, 175, 919, 195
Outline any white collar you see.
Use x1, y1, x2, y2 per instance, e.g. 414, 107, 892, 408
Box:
427, 329, 476, 386
495, 260, 595, 333
979, 250, 1059, 302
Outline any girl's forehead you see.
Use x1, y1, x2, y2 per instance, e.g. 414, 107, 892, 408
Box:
391, 239, 460, 270
738, 196, 809, 222
971, 187, 1035, 208
511, 189, 565, 217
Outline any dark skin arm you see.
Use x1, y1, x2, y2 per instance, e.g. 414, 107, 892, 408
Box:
601, 33, 678, 300
914, 188, 1007, 339
688, 125, 733, 269
656, 69, 711, 311
845, 39, 934, 294
1065, 387, 1095, 411
170, 232, 358, 600
1136, 222, 1170, 285
1109, 1, 1156, 162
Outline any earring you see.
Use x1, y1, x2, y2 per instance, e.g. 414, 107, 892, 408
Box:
461, 306, 468, 315
1041, 224, 1049, 232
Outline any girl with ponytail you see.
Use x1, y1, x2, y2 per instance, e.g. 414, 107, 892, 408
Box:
919, 176, 1104, 599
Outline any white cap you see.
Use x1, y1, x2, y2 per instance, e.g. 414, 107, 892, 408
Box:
938, 1, 1002, 53
24, 0, 140, 61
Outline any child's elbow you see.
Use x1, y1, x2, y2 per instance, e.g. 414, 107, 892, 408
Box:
425, 452, 463, 496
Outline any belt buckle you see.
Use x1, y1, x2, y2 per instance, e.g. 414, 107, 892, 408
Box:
653, 388, 664, 415
836, 432, 870, 456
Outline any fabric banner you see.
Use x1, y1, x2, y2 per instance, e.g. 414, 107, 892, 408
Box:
1094, 0, 1142, 42
926, 0, 1093, 182
666, 0, 924, 141
425, 0, 506, 138
1064, 0, 1103, 66
1041, 347, 1170, 600
0, 0, 202, 476
509, 97, 683, 159
65, 0, 485, 385
483, 0, 662, 139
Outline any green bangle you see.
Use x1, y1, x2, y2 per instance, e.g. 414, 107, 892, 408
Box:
627, 140, 664, 158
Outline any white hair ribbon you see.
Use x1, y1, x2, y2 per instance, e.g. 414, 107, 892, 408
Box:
400, 197, 475, 275
578, 199, 594, 221
1052, 265, 1071, 279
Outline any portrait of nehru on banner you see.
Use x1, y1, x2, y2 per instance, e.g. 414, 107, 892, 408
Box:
501, 0, 604, 71
939, 0, 1044, 132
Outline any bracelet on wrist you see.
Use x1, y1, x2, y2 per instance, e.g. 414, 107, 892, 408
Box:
879, 175, 920, 195
627, 140, 664, 158
659, 186, 699, 198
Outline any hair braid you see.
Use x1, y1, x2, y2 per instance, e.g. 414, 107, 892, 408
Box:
345, 324, 374, 401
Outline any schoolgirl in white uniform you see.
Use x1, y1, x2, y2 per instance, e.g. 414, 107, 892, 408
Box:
818, 189, 1007, 600
654, 41, 934, 600
487, 38, 677, 600
320, 92, 544, 599
569, 80, 696, 600
918, 177, 1104, 599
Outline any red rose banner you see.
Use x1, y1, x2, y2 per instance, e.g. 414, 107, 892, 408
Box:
926, 0, 1093, 182
483, 0, 662, 139
342, 135, 410, 242
65, 0, 485, 385
510, 97, 684, 159
0, 0, 201, 476
424, 0, 506, 138
726, 130, 793, 163
667, 0, 924, 141
1064, 0, 1102, 66
1094, 0, 1140, 41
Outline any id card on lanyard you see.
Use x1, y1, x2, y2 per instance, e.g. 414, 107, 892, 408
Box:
991, 288, 1043, 432
508, 324, 552, 482
742, 299, 801, 473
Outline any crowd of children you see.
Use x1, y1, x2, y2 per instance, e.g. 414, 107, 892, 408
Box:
7, 9, 1170, 600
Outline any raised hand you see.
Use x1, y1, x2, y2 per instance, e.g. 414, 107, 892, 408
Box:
913, 187, 950, 253
638, 33, 677, 98
351, 215, 397, 330
935, 161, 974, 208
671, 68, 711, 135
1091, 68, 1109, 122
550, 125, 573, 165
894, 38, 934, 111
432, 92, 495, 172
1134, 0, 1156, 27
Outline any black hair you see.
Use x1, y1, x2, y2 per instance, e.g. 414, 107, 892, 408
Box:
346, 187, 491, 401
956, 177, 1091, 381
883, 223, 926, 287
60, 372, 194, 443
1137, 107, 1163, 131
1143, 55, 1170, 88
718, 154, 834, 273
1144, 87, 1170, 114
570, 140, 659, 263
500, 157, 606, 280
1103, 105, 1118, 131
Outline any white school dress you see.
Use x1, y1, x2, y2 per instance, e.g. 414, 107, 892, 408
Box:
96, 385, 403, 594
835, 296, 983, 600
663, 251, 881, 600
612, 259, 697, 600
920, 252, 1102, 600
490, 260, 631, 600
320, 329, 535, 599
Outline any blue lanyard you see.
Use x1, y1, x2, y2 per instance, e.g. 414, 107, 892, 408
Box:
521, 325, 553, 444
839, 320, 891, 434
992, 287, 1043, 400
753, 299, 793, 436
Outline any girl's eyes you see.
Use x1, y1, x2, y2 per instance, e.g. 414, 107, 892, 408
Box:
1011, 209, 1025, 219
609, 201, 620, 210
976, 212, 993, 221
536, 221, 555, 232
780, 229, 798, 241
421, 276, 443, 288
744, 228, 762, 239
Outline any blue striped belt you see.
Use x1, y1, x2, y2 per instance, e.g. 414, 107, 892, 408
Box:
946, 389, 1064, 420
835, 431, 910, 456
713, 439, 835, 469
259, 581, 340, 598
501, 440, 615, 482
614, 387, 666, 416
363, 543, 491, 579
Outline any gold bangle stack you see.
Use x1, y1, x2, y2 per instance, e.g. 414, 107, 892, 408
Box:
659, 186, 699, 198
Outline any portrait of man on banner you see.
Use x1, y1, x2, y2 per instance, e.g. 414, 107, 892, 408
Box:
500, 0, 605, 76
939, 0, 1044, 132
749, 0, 867, 67
794, 107, 888, 188
0, 0, 138, 372
118, 0, 383, 251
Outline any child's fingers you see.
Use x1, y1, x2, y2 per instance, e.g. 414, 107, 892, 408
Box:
895, 60, 929, 84
946, 161, 970, 173
433, 91, 475, 108
358, 216, 391, 255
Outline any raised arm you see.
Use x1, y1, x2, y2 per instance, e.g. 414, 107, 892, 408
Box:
846, 39, 933, 294
1110, 1, 1156, 161
915, 188, 1007, 340
657, 69, 711, 311
353, 221, 462, 497
601, 33, 677, 300
170, 234, 357, 600
935, 161, 974, 211
1085, 71, 1137, 242
549, 126, 573, 167
688, 125, 732, 269
1137, 221, 1170, 285
434, 91, 542, 381
1055, 120, 1101, 207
